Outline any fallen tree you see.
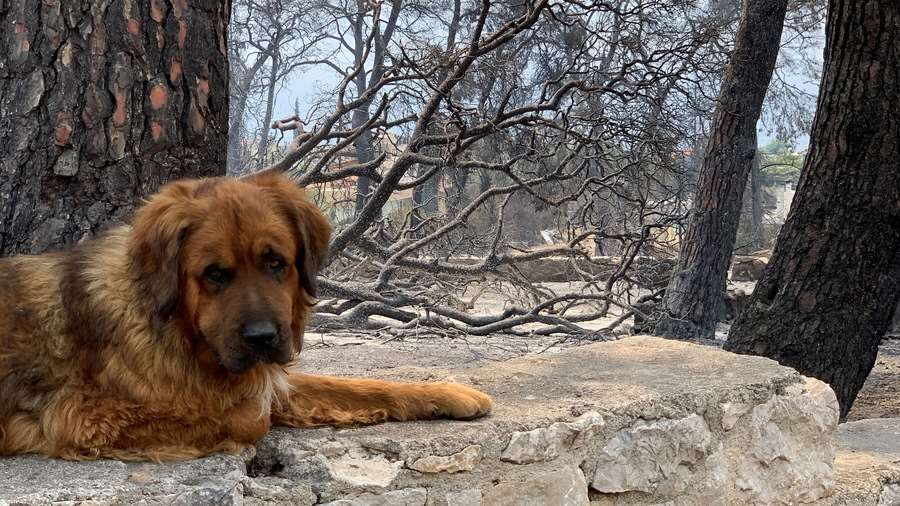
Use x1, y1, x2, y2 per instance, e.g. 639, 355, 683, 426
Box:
247, 0, 817, 337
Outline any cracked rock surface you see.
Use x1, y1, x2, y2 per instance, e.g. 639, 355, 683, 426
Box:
0, 336, 865, 505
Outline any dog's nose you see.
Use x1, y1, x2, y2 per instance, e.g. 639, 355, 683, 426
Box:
242, 320, 278, 347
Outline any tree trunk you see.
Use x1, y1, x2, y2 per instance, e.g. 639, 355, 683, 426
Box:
0, 0, 229, 255
256, 56, 280, 170
655, 0, 788, 339
352, 107, 375, 216
737, 130, 765, 253
228, 49, 269, 175
749, 145, 764, 251
725, 0, 900, 420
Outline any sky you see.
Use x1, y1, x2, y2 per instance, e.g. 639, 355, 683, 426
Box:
261, 12, 826, 152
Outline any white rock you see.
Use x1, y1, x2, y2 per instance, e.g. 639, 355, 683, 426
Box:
409, 445, 482, 474
321, 487, 427, 506
590, 414, 726, 499
445, 489, 482, 506
720, 401, 750, 430
327, 449, 403, 489
168, 483, 244, 506
879, 483, 900, 506
501, 411, 604, 464
243, 476, 316, 503
483, 464, 588, 506
732, 377, 838, 505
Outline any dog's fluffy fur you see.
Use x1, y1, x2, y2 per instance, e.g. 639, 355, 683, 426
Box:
0, 171, 491, 461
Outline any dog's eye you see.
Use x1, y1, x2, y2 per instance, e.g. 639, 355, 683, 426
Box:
265, 255, 286, 274
203, 265, 230, 286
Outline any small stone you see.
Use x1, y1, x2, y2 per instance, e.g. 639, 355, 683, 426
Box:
721, 402, 750, 430
409, 445, 481, 474
327, 450, 403, 489
243, 477, 289, 500
321, 487, 427, 506
277, 451, 332, 483
167, 481, 243, 506
445, 489, 482, 506
319, 440, 348, 458
501, 411, 604, 464
482, 465, 588, 506
243, 477, 316, 505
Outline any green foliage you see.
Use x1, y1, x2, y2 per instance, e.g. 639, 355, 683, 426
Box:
759, 139, 804, 183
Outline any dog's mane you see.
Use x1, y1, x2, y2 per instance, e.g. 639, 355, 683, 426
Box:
52, 227, 290, 414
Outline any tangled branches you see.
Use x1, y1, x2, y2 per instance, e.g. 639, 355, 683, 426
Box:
243, 0, 740, 337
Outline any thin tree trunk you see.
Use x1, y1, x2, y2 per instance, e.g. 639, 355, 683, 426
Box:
749, 143, 764, 251
655, 0, 788, 339
256, 57, 280, 169
410, 0, 460, 227
229, 50, 270, 175
352, 107, 375, 216
725, 0, 900, 420
0, 0, 229, 254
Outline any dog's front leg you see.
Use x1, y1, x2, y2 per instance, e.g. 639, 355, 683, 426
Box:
42, 394, 236, 461
271, 374, 492, 427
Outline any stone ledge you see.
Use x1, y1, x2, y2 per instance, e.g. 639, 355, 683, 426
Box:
0, 336, 842, 505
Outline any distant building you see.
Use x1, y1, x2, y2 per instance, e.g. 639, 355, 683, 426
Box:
764, 181, 797, 224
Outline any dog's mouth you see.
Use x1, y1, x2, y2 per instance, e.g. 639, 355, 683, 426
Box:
217, 341, 293, 375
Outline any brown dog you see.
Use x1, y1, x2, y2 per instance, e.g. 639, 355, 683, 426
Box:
0, 170, 491, 461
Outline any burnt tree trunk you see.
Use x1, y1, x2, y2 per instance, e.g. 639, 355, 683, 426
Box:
655, 0, 788, 339
748, 146, 764, 251
0, 0, 229, 254
725, 0, 900, 420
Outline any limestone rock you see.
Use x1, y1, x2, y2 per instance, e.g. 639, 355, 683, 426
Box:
482, 464, 589, 506
501, 411, 604, 464
879, 483, 900, 506
409, 445, 481, 473
0, 457, 126, 504
320, 487, 427, 506
444, 489, 483, 506
731, 377, 838, 504
730, 254, 769, 281
720, 401, 751, 430
327, 448, 403, 488
590, 414, 726, 499
242, 476, 316, 505
0, 336, 851, 505
161, 481, 243, 506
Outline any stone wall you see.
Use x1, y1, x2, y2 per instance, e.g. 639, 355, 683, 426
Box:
0, 337, 850, 505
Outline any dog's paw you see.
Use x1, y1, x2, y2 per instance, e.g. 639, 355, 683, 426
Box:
421, 383, 493, 420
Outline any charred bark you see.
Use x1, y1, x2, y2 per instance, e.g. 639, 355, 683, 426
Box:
726, 0, 900, 420
0, 0, 229, 254
655, 0, 788, 339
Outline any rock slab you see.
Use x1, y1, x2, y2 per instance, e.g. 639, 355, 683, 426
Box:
0, 336, 844, 505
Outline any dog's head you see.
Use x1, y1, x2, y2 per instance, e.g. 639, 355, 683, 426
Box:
129, 171, 331, 374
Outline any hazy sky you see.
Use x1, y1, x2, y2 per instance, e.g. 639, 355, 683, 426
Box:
262, 17, 825, 151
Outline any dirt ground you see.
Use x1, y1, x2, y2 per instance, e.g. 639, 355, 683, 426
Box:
325, 280, 898, 422
848, 338, 900, 421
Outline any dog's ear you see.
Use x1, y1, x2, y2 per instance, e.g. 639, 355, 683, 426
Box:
129, 180, 200, 318
292, 196, 332, 298
249, 172, 331, 298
